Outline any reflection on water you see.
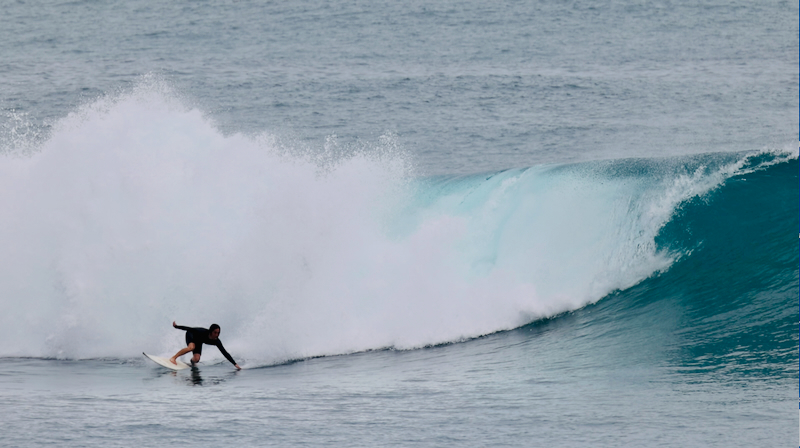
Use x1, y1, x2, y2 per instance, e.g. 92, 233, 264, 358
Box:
188, 367, 203, 385
182, 366, 239, 387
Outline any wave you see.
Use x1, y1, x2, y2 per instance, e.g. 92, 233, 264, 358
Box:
0, 84, 795, 366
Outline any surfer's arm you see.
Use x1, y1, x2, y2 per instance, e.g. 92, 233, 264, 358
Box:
215, 340, 240, 369
172, 322, 193, 331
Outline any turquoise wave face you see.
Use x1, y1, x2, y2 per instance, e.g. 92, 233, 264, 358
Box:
659, 157, 797, 377
574, 156, 798, 380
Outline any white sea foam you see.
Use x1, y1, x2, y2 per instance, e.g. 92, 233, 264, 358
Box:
0, 84, 775, 366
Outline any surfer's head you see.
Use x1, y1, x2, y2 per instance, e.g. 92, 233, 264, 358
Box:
209, 323, 221, 339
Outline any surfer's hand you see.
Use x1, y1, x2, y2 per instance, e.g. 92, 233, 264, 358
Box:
172, 321, 177, 328
235, 364, 241, 370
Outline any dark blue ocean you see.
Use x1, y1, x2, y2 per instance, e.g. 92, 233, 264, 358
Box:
0, 1, 797, 446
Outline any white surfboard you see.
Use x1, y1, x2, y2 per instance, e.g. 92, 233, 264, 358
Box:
143, 352, 191, 370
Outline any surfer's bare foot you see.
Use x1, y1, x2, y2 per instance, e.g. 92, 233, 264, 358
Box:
169, 357, 178, 365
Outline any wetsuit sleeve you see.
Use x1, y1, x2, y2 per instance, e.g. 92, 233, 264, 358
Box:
174, 325, 206, 332
215, 340, 237, 366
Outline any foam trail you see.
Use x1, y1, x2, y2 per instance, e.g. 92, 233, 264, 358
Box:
1, 82, 788, 365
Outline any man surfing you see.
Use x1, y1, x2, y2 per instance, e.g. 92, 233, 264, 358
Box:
170, 321, 241, 370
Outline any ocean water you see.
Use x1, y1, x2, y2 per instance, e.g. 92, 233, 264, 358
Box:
0, 0, 797, 446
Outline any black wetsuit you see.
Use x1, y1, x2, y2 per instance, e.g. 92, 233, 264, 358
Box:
175, 325, 237, 366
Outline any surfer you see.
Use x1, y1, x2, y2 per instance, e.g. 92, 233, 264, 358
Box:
170, 322, 241, 370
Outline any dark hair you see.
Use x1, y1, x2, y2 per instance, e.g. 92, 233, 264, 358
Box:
209, 324, 220, 332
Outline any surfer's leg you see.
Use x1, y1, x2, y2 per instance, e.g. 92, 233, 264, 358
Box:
169, 343, 195, 365
169, 331, 196, 365
190, 341, 203, 364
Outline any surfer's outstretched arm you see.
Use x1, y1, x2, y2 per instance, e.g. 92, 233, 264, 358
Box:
173, 322, 208, 333
215, 340, 241, 370
173, 321, 193, 331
